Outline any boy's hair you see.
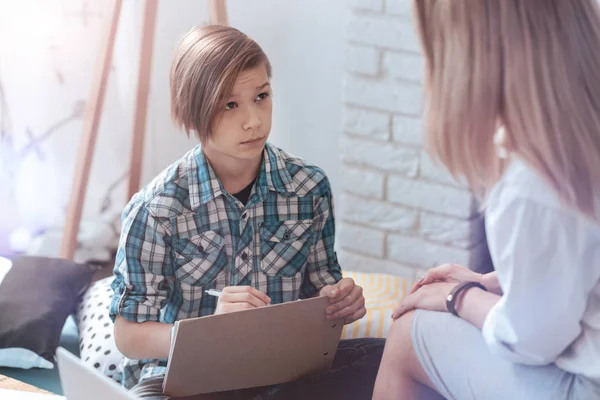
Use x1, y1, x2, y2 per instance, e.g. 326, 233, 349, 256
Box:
413, 0, 600, 218
170, 25, 272, 142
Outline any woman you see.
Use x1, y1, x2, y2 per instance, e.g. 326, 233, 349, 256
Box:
373, 1, 600, 399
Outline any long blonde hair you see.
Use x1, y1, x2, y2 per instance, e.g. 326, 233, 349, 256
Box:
414, 0, 600, 218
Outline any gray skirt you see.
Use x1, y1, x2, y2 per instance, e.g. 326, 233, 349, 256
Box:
412, 310, 600, 400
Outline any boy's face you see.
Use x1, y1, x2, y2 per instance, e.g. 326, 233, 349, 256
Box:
204, 64, 272, 162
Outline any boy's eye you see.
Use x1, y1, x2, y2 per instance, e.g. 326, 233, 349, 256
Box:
256, 92, 270, 101
225, 102, 237, 110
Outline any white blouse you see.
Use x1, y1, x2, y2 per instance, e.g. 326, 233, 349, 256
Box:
482, 158, 600, 383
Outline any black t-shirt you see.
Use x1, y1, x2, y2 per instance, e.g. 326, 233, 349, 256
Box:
233, 179, 255, 205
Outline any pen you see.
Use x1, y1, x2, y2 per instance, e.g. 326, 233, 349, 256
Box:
205, 288, 272, 306
205, 289, 222, 297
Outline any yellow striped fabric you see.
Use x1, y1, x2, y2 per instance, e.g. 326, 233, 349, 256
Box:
341, 271, 415, 339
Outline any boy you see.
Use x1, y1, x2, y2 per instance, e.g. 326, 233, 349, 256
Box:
110, 25, 384, 399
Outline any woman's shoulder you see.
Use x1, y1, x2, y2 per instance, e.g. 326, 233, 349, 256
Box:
489, 158, 566, 212
487, 157, 600, 229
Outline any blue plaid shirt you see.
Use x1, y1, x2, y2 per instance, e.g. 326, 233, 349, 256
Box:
109, 142, 342, 388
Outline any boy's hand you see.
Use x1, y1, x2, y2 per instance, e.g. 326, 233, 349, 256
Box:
215, 286, 271, 315
320, 278, 366, 325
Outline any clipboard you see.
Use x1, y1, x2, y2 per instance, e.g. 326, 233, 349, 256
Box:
162, 296, 343, 398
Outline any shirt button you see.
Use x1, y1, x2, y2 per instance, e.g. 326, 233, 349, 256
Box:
241, 252, 248, 261
198, 245, 204, 252
242, 212, 248, 220
283, 232, 291, 240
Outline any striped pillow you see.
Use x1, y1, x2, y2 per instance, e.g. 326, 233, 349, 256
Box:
341, 271, 415, 339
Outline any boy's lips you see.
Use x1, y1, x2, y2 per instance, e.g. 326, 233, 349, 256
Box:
241, 137, 265, 145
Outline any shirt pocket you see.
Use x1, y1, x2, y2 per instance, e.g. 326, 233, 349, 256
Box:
173, 230, 227, 288
259, 219, 313, 277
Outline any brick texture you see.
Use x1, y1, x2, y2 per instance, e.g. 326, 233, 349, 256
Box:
338, 1, 474, 276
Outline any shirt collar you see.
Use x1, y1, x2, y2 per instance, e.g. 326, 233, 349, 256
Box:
189, 142, 295, 210
188, 146, 224, 210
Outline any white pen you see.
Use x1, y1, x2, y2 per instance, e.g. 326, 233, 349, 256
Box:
205, 288, 273, 306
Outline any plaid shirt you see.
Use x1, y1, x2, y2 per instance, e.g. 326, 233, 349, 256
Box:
109, 142, 342, 388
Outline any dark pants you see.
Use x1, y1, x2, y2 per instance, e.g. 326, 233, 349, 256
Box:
130, 338, 385, 400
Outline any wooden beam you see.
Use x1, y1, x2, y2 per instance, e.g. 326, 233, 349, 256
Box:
208, 0, 228, 25
60, 0, 122, 260
126, 0, 158, 201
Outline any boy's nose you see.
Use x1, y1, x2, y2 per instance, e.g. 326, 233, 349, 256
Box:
242, 107, 261, 131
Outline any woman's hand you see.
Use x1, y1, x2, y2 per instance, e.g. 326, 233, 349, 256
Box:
410, 264, 483, 294
392, 282, 455, 320
215, 286, 271, 314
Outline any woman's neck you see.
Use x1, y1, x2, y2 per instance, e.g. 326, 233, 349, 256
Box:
203, 149, 262, 195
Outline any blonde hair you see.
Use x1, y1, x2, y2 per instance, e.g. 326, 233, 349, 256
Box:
170, 25, 272, 142
414, 0, 600, 217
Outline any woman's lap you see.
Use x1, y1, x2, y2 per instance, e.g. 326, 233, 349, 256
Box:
411, 310, 600, 400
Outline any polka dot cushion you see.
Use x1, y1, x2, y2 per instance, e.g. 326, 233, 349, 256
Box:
75, 276, 124, 383
341, 271, 415, 339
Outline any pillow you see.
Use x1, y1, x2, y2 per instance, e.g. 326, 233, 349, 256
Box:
0, 256, 96, 369
341, 271, 415, 339
75, 276, 124, 382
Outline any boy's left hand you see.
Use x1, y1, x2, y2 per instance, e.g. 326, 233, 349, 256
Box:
320, 278, 366, 325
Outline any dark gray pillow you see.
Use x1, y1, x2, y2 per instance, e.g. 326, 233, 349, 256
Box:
0, 256, 96, 368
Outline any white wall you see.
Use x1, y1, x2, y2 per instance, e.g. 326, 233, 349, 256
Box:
337, 0, 474, 278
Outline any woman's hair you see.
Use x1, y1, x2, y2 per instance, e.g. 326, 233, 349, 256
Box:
170, 25, 272, 142
413, 0, 600, 217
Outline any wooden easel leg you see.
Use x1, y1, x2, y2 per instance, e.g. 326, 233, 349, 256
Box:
208, 0, 228, 25
60, 0, 123, 260
126, 0, 158, 201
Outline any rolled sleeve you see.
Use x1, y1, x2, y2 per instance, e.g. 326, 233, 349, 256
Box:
482, 195, 598, 365
300, 185, 343, 298
110, 200, 173, 323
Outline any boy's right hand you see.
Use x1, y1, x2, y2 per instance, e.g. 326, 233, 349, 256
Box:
215, 286, 271, 314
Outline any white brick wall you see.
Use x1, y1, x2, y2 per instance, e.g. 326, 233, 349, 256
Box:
384, 51, 424, 83
338, 0, 474, 279
340, 194, 419, 232
346, 45, 381, 76
338, 222, 385, 258
341, 136, 419, 176
344, 75, 423, 115
387, 176, 471, 219
347, 14, 421, 52
344, 107, 390, 140
352, 0, 385, 12
341, 167, 385, 199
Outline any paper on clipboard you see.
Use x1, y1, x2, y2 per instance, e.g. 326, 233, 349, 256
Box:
162, 296, 343, 398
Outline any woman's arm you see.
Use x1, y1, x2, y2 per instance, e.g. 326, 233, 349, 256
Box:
476, 195, 600, 365
412, 265, 503, 295
481, 272, 502, 295
455, 287, 501, 329
392, 280, 500, 323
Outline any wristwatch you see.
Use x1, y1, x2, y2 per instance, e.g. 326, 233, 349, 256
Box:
446, 281, 487, 317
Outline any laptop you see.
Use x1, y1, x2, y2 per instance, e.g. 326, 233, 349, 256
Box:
56, 347, 137, 400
